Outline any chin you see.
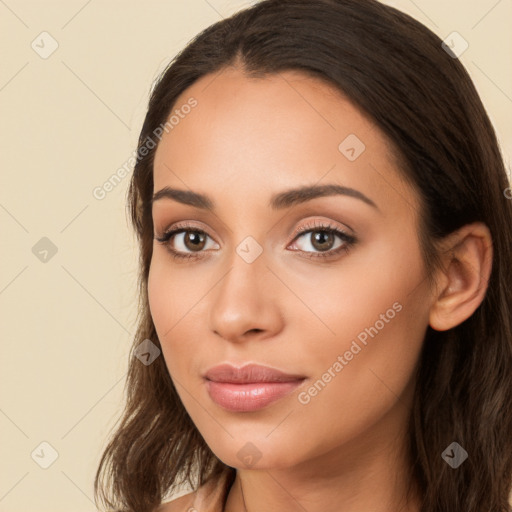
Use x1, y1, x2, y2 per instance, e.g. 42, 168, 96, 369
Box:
207, 435, 303, 471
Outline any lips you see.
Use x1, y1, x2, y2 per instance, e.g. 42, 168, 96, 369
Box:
203, 363, 306, 412
203, 363, 306, 384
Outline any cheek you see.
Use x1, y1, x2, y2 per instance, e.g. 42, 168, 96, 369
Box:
284, 240, 424, 350
291, 232, 428, 412
283, 293, 427, 466
147, 258, 169, 333
148, 258, 182, 370
147, 254, 198, 334
147, 256, 204, 379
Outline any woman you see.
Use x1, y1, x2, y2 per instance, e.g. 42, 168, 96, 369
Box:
94, 0, 512, 511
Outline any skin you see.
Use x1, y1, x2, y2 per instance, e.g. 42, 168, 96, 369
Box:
149, 66, 493, 512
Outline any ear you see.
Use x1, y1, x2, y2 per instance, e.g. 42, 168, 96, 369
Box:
429, 222, 493, 331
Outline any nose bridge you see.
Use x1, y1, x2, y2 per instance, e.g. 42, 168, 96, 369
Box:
208, 237, 280, 340
215, 237, 268, 311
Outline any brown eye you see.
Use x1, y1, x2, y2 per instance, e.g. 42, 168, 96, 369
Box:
289, 223, 357, 260
182, 231, 207, 251
293, 228, 345, 253
310, 231, 335, 251
155, 227, 220, 259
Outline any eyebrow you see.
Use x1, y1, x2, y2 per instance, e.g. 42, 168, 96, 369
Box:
151, 183, 379, 212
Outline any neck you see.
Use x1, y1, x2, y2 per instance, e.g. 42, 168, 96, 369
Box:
224, 401, 420, 512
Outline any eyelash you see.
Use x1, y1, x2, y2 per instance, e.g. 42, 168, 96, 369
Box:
155, 220, 357, 262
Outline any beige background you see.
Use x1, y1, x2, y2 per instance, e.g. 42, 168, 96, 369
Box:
0, 0, 511, 510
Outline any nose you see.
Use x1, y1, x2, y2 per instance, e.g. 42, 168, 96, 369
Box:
208, 248, 284, 343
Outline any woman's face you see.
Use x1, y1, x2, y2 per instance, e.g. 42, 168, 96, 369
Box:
148, 67, 433, 473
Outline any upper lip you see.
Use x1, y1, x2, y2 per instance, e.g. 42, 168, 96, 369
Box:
204, 363, 306, 384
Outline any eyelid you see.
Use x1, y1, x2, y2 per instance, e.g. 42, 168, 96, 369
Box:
290, 218, 354, 239
287, 219, 357, 258
155, 217, 357, 260
156, 220, 218, 241
157, 217, 353, 239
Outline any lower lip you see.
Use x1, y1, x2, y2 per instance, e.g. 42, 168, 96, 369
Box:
205, 379, 305, 412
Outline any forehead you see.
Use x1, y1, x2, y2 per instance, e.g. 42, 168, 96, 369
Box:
152, 67, 417, 218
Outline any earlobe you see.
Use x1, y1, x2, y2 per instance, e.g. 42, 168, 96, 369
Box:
429, 222, 493, 332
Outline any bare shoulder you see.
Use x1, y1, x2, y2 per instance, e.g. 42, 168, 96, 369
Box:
156, 490, 197, 512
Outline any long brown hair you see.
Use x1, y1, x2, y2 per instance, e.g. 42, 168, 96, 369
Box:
94, 1, 512, 510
